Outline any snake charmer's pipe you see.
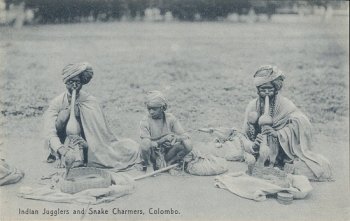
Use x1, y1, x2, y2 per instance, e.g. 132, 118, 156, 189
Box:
256, 95, 273, 167
258, 96, 273, 139
66, 89, 81, 136
64, 89, 81, 178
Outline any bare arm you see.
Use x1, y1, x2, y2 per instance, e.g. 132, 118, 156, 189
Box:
44, 97, 64, 152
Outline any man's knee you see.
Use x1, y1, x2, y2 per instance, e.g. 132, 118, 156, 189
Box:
46, 140, 59, 158
172, 139, 192, 156
182, 139, 193, 154
244, 152, 256, 165
140, 139, 152, 153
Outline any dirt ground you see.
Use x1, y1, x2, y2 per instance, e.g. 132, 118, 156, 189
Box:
0, 14, 349, 221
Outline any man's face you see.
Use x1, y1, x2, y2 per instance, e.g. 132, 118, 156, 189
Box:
65, 75, 83, 94
257, 82, 275, 98
147, 105, 164, 119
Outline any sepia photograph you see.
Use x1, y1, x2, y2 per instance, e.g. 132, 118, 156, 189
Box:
0, 0, 349, 220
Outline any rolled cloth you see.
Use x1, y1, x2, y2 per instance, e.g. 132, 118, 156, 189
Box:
145, 90, 168, 109
62, 62, 94, 85
253, 65, 285, 87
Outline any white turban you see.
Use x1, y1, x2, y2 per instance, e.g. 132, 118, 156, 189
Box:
145, 90, 168, 110
253, 65, 285, 87
62, 62, 93, 85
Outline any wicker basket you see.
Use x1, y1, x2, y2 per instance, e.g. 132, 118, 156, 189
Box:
251, 166, 289, 188
60, 167, 112, 194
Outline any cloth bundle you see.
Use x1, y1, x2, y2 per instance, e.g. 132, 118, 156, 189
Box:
186, 150, 228, 176
215, 172, 313, 202
213, 140, 245, 162
0, 159, 24, 186
17, 173, 134, 204
199, 127, 254, 162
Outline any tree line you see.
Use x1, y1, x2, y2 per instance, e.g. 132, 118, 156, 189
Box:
4, 0, 342, 24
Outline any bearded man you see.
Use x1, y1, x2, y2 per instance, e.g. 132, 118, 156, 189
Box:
242, 65, 332, 181
44, 62, 140, 170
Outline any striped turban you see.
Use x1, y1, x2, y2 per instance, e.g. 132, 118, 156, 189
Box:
145, 90, 168, 110
253, 65, 285, 89
62, 62, 94, 85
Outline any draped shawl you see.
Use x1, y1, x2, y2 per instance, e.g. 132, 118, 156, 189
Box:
44, 91, 140, 169
242, 95, 332, 181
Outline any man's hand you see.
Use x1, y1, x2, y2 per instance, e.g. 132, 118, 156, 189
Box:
172, 135, 184, 145
157, 134, 176, 148
262, 126, 278, 138
150, 141, 158, 148
57, 146, 69, 157
254, 134, 264, 146
162, 141, 172, 148
158, 134, 175, 143
70, 136, 88, 149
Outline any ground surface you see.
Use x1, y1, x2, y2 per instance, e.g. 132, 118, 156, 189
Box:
0, 14, 349, 221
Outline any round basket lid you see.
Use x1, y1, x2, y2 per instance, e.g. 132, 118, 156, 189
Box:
277, 192, 293, 200
60, 167, 112, 194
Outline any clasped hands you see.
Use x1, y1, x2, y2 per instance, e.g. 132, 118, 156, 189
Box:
151, 134, 184, 149
57, 136, 88, 157
253, 126, 278, 149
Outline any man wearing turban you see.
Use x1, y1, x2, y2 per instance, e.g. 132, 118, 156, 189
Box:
139, 91, 193, 172
242, 65, 332, 181
44, 62, 140, 170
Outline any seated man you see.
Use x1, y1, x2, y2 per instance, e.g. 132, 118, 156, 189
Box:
242, 65, 333, 181
139, 91, 193, 172
44, 62, 140, 170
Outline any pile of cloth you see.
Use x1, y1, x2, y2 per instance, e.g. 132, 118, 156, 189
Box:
17, 172, 134, 204
198, 127, 254, 162
0, 159, 24, 186
215, 171, 313, 202
185, 150, 228, 176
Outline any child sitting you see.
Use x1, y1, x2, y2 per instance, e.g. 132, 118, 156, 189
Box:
139, 91, 193, 172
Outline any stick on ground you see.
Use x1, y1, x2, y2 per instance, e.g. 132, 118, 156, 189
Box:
134, 163, 179, 181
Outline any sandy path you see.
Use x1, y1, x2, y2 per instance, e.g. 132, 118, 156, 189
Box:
0, 123, 348, 221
